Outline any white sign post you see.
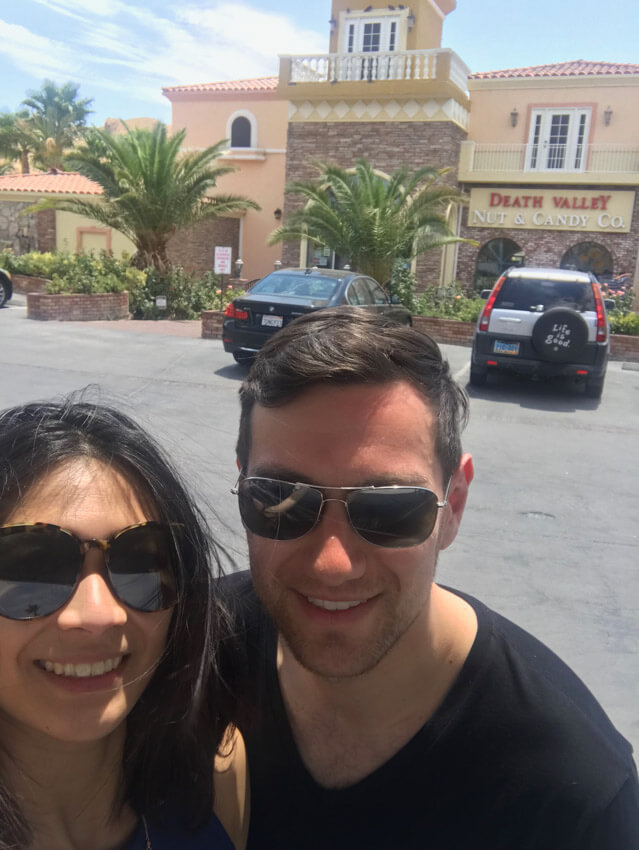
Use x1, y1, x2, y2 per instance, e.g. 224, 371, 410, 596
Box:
214, 247, 232, 310
214, 246, 232, 275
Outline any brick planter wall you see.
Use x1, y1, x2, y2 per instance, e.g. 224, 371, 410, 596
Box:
610, 333, 639, 362
201, 310, 224, 339
12, 274, 50, 294
27, 292, 129, 321
411, 316, 475, 346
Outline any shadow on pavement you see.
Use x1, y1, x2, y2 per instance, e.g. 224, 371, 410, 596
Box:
465, 372, 603, 413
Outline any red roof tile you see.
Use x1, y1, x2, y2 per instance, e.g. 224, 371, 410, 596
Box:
0, 171, 102, 195
163, 77, 279, 95
470, 60, 639, 80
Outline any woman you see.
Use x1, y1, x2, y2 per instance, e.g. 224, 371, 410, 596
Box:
0, 396, 246, 849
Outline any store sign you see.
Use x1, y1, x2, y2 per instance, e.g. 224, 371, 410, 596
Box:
468, 189, 635, 233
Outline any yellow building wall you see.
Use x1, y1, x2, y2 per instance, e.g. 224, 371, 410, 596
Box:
468, 77, 639, 145
56, 210, 135, 257
169, 93, 288, 280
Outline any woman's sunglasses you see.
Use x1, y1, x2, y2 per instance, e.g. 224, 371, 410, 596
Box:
0, 521, 179, 620
232, 476, 449, 549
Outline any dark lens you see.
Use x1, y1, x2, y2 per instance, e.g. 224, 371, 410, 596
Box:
0, 526, 80, 619
108, 523, 178, 612
238, 478, 323, 540
346, 488, 439, 548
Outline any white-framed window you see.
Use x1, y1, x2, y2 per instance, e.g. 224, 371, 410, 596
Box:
226, 110, 258, 149
526, 108, 591, 172
343, 15, 400, 54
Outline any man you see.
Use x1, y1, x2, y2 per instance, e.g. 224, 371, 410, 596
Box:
222, 308, 639, 849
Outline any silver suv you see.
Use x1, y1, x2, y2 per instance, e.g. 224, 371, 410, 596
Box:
470, 267, 611, 398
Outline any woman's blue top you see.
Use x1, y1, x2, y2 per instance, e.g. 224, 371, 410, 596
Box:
126, 813, 235, 849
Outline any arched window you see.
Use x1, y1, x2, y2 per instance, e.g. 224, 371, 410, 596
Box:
231, 116, 252, 148
474, 238, 524, 290
560, 242, 613, 278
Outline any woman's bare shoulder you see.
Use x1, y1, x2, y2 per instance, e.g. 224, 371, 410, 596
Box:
214, 726, 250, 850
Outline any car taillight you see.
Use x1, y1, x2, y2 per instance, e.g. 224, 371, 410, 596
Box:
225, 303, 248, 320
478, 274, 506, 332
592, 282, 608, 343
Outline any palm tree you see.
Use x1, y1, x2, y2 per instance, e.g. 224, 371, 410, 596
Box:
22, 80, 93, 170
0, 81, 93, 173
0, 110, 36, 174
33, 123, 259, 271
270, 159, 470, 285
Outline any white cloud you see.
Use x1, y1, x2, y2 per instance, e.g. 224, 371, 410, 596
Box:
0, 19, 76, 80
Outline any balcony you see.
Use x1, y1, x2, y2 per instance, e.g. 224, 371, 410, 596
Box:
459, 141, 639, 186
278, 48, 470, 106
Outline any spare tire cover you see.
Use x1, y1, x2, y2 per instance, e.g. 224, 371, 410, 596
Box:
532, 308, 589, 363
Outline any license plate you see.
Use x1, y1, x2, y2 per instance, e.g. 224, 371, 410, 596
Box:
261, 315, 283, 328
493, 340, 520, 356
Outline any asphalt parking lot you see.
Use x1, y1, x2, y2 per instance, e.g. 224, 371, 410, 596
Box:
2, 293, 638, 756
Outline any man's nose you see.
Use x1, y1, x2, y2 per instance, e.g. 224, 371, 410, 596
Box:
307, 499, 367, 584
56, 551, 128, 632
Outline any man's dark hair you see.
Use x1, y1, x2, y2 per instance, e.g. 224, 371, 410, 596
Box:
0, 393, 229, 846
237, 307, 469, 482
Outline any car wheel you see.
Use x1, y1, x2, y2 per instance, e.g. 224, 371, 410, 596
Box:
469, 364, 487, 386
531, 308, 589, 363
584, 374, 605, 399
0, 278, 8, 308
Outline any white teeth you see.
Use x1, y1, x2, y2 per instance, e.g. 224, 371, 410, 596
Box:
307, 597, 364, 611
41, 656, 123, 678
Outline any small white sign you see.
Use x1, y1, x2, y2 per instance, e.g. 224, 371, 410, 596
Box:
214, 246, 232, 274
155, 295, 167, 309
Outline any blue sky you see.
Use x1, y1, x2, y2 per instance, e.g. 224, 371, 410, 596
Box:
0, 0, 637, 127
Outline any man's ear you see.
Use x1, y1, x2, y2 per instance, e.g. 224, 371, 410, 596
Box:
438, 453, 473, 552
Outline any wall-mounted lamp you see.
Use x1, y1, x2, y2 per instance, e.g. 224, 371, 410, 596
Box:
234, 257, 244, 278
407, 11, 415, 30
274, 259, 282, 270
273, 208, 282, 220
328, 17, 337, 33
510, 107, 519, 128
603, 105, 612, 126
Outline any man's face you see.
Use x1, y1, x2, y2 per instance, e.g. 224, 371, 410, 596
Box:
243, 380, 471, 679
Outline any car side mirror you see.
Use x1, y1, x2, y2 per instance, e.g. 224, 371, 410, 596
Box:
390, 294, 400, 304
604, 299, 616, 312
480, 290, 491, 300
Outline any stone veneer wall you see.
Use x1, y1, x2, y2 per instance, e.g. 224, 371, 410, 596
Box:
27, 291, 129, 321
167, 217, 241, 274
456, 188, 639, 288
0, 201, 39, 253
282, 121, 467, 287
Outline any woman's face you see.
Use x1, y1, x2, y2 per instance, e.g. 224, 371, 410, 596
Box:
0, 459, 173, 746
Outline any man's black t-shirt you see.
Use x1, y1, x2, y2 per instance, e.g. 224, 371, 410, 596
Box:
220, 572, 639, 850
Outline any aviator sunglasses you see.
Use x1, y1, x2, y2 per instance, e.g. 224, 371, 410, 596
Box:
0, 521, 179, 620
232, 476, 449, 549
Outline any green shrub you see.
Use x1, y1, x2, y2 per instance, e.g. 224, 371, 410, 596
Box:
0, 250, 67, 278
45, 252, 139, 295
129, 267, 240, 320
415, 281, 484, 323
609, 311, 639, 336
388, 261, 417, 312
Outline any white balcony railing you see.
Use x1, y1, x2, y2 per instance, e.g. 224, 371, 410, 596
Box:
464, 143, 639, 175
283, 48, 469, 92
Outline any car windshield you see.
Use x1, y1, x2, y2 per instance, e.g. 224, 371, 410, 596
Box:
250, 274, 339, 299
495, 278, 595, 312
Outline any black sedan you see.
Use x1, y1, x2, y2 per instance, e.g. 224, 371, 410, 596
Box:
223, 268, 411, 362
0, 268, 12, 308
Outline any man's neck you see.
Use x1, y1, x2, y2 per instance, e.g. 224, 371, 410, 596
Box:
277, 585, 477, 788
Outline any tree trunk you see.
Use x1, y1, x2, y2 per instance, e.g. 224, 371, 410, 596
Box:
20, 150, 30, 174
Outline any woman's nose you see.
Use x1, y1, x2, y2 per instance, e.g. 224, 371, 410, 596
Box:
56, 552, 127, 632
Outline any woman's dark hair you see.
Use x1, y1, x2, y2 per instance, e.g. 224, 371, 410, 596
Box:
237, 307, 469, 482
0, 394, 228, 845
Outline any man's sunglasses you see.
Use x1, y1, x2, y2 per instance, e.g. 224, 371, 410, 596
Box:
0, 521, 179, 620
232, 476, 449, 549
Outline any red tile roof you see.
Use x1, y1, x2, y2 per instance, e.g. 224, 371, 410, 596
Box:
0, 171, 102, 195
470, 60, 639, 80
163, 77, 279, 94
